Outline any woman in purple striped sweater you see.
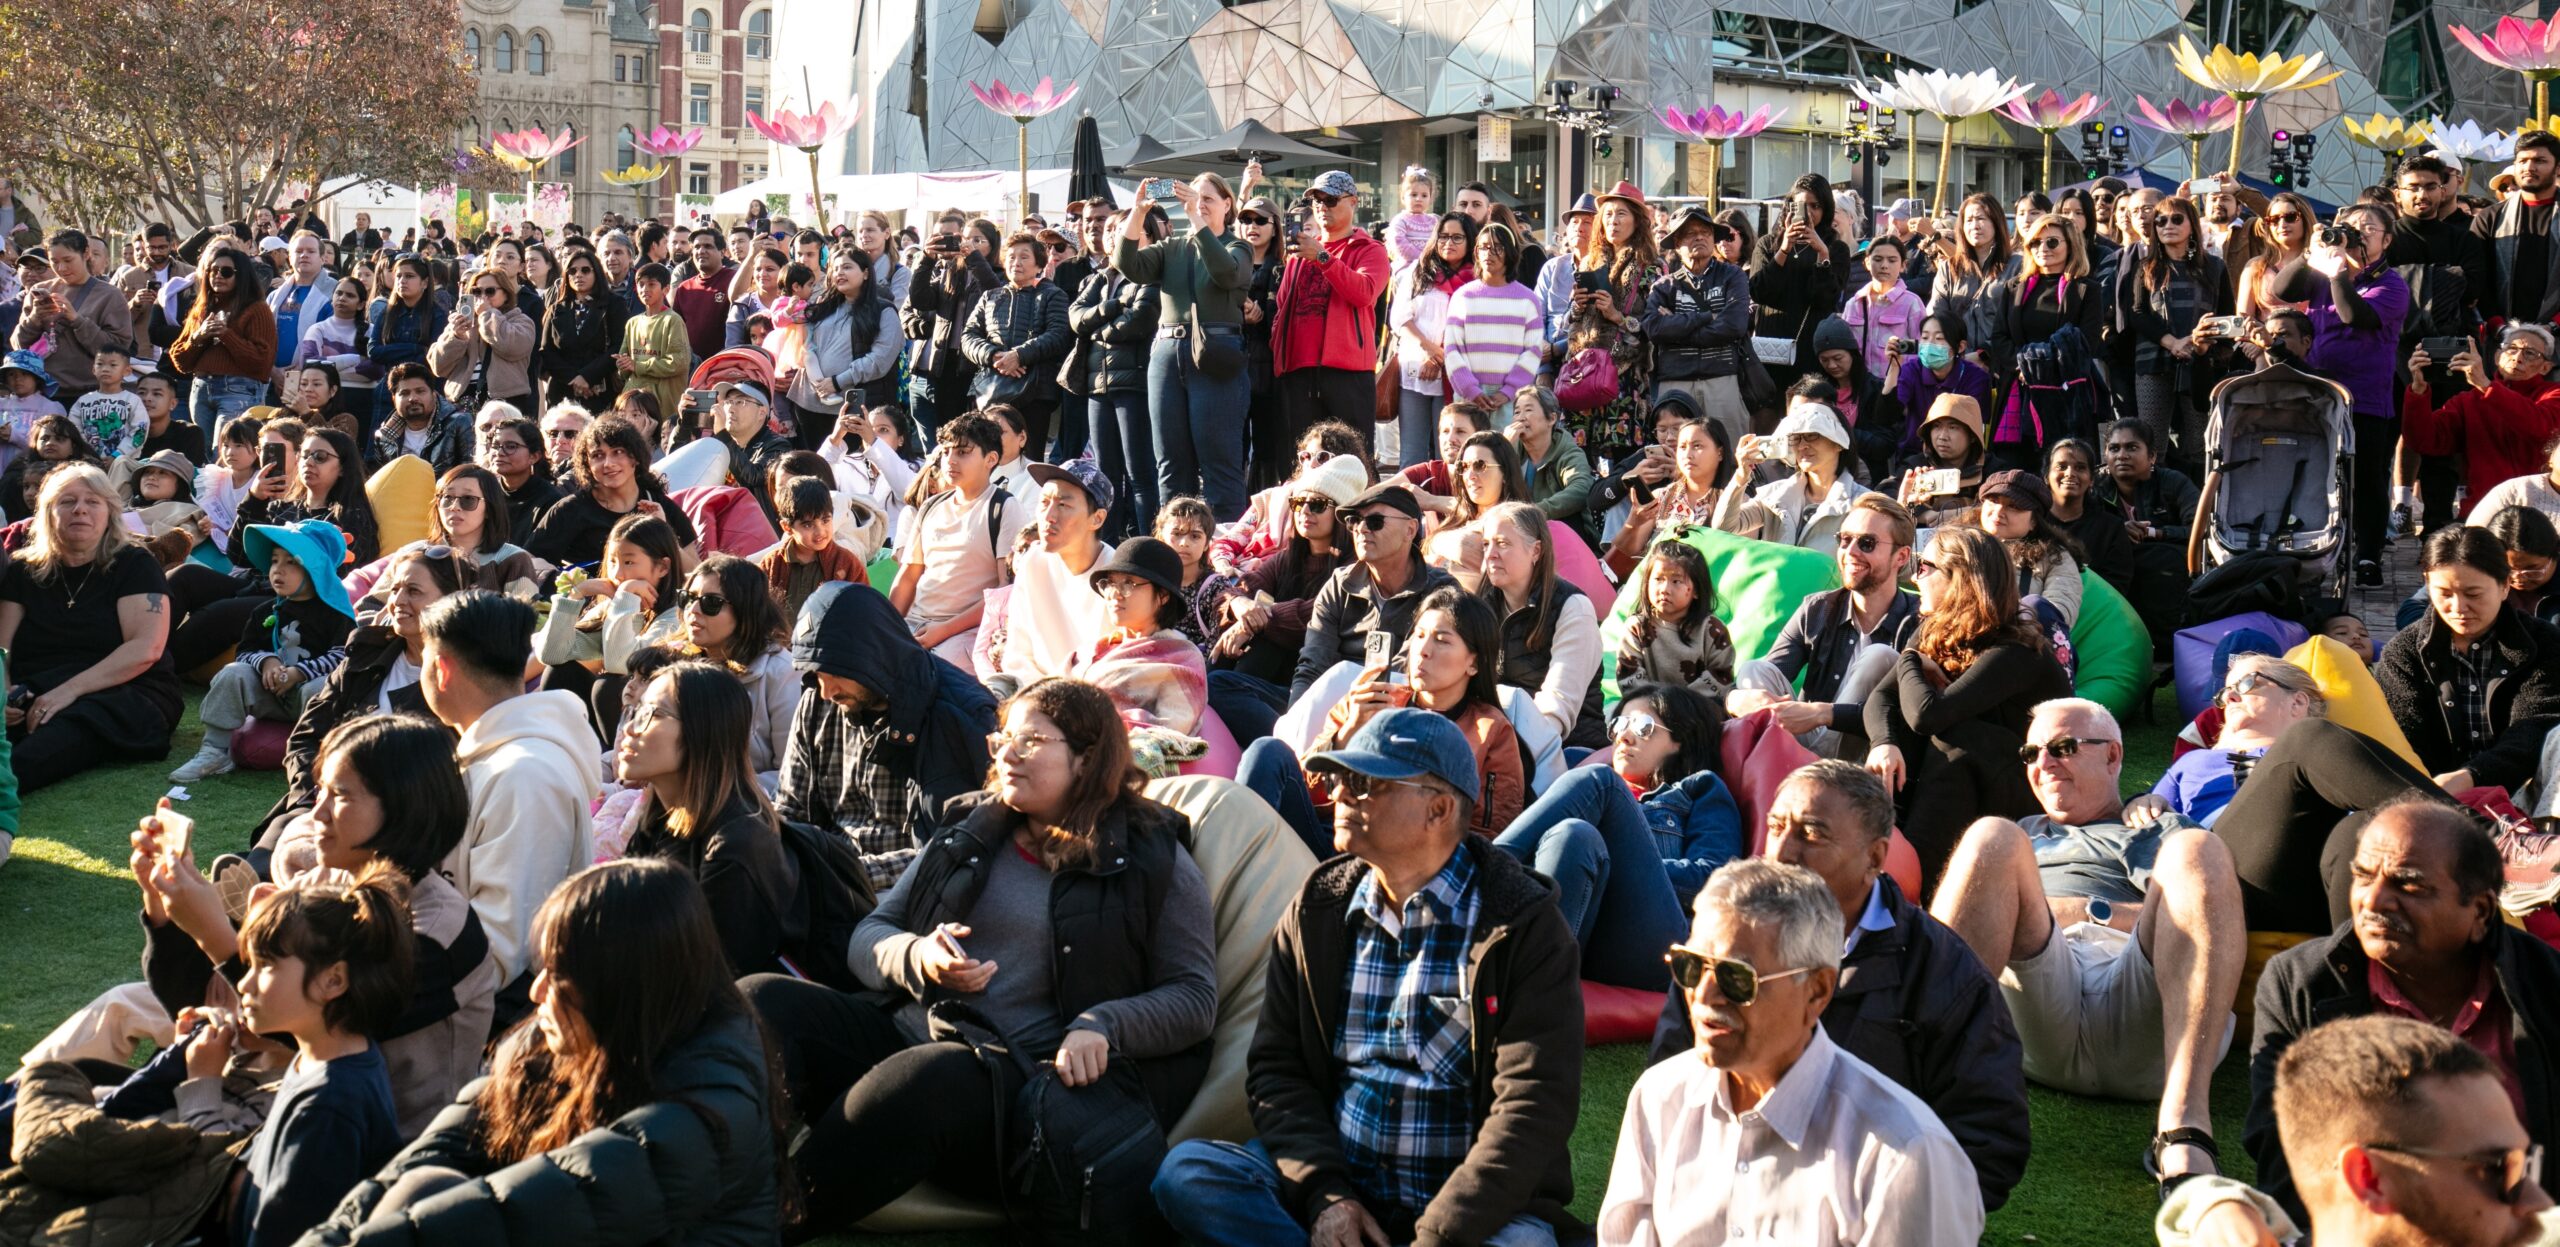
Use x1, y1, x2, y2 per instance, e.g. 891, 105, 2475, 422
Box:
1443, 223, 1547, 424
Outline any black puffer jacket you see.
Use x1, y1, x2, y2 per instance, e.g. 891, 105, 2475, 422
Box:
1646, 874, 2032, 1210
961, 279, 1073, 405
2377, 602, 2560, 788
1065, 269, 1160, 396
902, 250, 997, 387
297, 1007, 778, 1247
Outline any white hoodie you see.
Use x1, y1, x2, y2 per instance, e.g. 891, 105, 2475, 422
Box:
450, 689, 604, 982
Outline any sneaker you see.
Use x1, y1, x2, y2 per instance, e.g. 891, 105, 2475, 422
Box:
2356, 559, 2384, 587
169, 740, 235, 783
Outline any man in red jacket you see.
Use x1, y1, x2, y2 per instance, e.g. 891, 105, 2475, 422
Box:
1273, 170, 1391, 453
2405, 322, 2560, 515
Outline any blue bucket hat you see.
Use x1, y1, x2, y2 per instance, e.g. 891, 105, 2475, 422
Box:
0, 350, 56, 399
242, 519, 355, 622
1306, 706, 1480, 803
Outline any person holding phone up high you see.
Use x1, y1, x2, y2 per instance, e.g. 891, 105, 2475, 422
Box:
1112, 166, 1254, 519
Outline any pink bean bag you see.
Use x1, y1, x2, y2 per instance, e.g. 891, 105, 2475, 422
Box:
1549, 521, 1618, 615
1180, 708, 1244, 781
670, 485, 780, 559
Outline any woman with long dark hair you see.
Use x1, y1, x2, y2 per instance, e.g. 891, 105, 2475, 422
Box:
538, 247, 629, 410
1067, 207, 1165, 537
1237, 196, 1290, 491
741, 678, 1215, 1239
301, 860, 784, 1244
366, 254, 446, 429
169, 247, 276, 432
1864, 525, 2071, 881
1750, 172, 1854, 380
2118, 195, 2233, 462
1389, 212, 1477, 468
1988, 212, 2109, 470
789, 248, 903, 450
1563, 184, 1660, 461
1976, 467, 2089, 629
1928, 192, 2014, 366
1422, 429, 1530, 583
2377, 524, 2560, 794
2237, 191, 2316, 320
609, 661, 796, 975
669, 553, 795, 788
1206, 451, 1361, 687
1491, 681, 1738, 988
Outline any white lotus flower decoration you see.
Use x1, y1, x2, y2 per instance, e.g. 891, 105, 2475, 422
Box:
1856, 69, 2029, 214
2425, 117, 2518, 163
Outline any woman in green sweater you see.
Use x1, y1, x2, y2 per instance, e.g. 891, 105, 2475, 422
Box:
1113, 171, 1254, 521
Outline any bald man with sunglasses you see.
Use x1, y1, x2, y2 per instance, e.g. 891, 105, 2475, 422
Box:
1929, 695, 2250, 1199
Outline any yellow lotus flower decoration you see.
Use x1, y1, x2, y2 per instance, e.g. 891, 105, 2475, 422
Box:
2171, 36, 2346, 174
600, 162, 670, 185
2340, 113, 2427, 153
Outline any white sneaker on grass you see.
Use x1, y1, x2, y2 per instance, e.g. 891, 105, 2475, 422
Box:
169, 740, 236, 782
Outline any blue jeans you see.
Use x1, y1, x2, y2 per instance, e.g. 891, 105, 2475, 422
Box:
1093, 389, 1157, 539
1148, 331, 1251, 521
1491, 766, 1687, 989
1237, 736, 1333, 860
1395, 385, 1439, 470
191, 374, 265, 434
1208, 668, 1287, 744
1153, 1139, 1557, 1247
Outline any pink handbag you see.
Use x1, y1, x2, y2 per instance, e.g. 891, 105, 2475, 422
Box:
1555, 346, 1620, 411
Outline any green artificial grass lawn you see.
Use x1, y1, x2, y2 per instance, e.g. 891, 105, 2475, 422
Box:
0, 685, 2247, 1246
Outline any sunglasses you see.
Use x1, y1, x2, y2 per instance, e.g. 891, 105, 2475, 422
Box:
677, 589, 729, 616
2362, 1142, 2545, 1206
434, 492, 483, 511
2217, 671, 2273, 705
1346, 511, 1403, 532
1611, 710, 1662, 743
2266, 212, 2305, 224
2018, 735, 2113, 764
2032, 237, 2067, 251
302, 450, 337, 466
1307, 192, 1344, 207
2152, 214, 2189, 226
473, 286, 502, 297
546, 427, 580, 441
1836, 533, 1890, 554
1290, 496, 1335, 513
1665, 946, 1813, 1004
207, 266, 239, 276
1324, 771, 1431, 803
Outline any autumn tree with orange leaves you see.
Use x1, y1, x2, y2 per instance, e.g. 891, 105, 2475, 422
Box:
0, 0, 480, 230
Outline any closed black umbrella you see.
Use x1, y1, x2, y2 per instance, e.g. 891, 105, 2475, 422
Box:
1068, 114, 1113, 207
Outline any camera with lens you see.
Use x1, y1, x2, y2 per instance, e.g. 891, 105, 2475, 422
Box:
2316, 223, 2356, 250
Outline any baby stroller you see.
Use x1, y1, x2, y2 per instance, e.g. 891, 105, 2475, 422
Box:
2188, 362, 2355, 601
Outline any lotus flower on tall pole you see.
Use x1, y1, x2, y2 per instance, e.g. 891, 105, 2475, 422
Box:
2128, 96, 2242, 179
632, 125, 706, 161
2446, 17, 2560, 133
602, 163, 672, 222
482, 125, 588, 205
748, 103, 858, 231
2423, 117, 2518, 163
1999, 90, 2106, 190
969, 77, 1079, 222
2341, 113, 2428, 160
2170, 36, 2345, 175
1850, 78, 1925, 206
1659, 103, 1783, 214
604, 126, 702, 221
1860, 69, 2027, 215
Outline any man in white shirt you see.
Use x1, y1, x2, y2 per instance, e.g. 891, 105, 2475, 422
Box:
990, 457, 1114, 695
889, 411, 1037, 666
1600, 858, 1982, 1245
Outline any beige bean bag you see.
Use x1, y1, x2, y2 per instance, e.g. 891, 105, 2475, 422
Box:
856, 773, 1317, 1233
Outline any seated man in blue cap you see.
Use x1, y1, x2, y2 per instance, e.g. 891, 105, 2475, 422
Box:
1153, 706, 1584, 1246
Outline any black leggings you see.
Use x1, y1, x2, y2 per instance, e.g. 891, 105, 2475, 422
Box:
2210, 718, 2455, 933
166, 564, 266, 675
741, 975, 1011, 1240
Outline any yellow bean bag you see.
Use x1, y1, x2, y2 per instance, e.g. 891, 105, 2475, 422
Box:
364, 455, 435, 554
2282, 634, 2424, 772
857, 774, 1318, 1232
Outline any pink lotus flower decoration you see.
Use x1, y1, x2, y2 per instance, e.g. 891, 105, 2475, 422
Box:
1658, 103, 1782, 142
490, 125, 585, 166
632, 125, 705, 159
748, 101, 858, 153
2129, 95, 2242, 139
2448, 16, 2560, 77
970, 76, 1078, 123
1999, 89, 2106, 132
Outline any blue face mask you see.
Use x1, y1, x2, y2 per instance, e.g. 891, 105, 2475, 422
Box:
1917, 342, 1954, 369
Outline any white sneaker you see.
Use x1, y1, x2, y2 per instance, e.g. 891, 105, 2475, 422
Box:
169, 740, 236, 782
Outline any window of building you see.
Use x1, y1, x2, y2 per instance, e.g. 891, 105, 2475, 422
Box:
556, 125, 578, 175
743, 162, 768, 183
494, 30, 515, 73
617, 127, 637, 169
746, 9, 771, 59
744, 85, 765, 118
2377, 0, 2449, 115
1710, 14, 1903, 82
614, 54, 626, 81
688, 83, 712, 125
687, 162, 711, 195
687, 8, 711, 53
463, 28, 481, 69
527, 33, 547, 75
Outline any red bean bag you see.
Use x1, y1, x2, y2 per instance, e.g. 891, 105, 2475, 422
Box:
231, 717, 291, 772
1582, 980, 1665, 1046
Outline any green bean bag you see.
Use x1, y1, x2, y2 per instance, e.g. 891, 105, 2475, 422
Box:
1600, 527, 1842, 700
2069, 574, 2154, 717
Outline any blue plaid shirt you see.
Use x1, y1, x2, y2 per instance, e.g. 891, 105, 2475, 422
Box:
1336, 847, 1480, 1216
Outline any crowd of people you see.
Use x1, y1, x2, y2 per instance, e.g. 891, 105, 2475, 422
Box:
3, 135, 2560, 1245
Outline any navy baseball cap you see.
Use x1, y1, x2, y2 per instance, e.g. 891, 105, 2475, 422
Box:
1309, 170, 1359, 200
1307, 707, 1480, 801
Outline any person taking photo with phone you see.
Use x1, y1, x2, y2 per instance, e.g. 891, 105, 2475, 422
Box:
2405, 322, 2560, 515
